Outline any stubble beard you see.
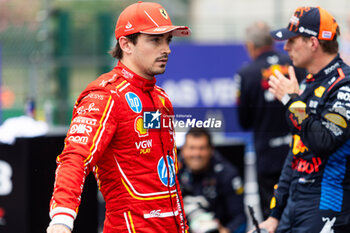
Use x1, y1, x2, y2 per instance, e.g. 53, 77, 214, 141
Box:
146, 64, 167, 76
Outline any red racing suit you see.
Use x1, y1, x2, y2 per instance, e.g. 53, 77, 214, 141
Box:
49, 61, 188, 233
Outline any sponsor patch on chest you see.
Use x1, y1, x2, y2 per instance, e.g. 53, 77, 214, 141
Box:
157, 156, 175, 187
135, 139, 152, 154
125, 92, 142, 113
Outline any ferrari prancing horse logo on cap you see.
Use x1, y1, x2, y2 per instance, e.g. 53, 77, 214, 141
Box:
160, 8, 168, 19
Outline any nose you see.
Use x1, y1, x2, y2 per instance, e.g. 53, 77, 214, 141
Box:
162, 42, 171, 55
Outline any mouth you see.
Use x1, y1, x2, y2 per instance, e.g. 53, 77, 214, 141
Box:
156, 60, 168, 65
156, 56, 168, 64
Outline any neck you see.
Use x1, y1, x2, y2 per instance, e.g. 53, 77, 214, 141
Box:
120, 59, 154, 80
251, 46, 273, 59
307, 52, 337, 74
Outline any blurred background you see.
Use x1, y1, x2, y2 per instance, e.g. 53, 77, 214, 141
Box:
1, 0, 349, 125
0, 0, 350, 232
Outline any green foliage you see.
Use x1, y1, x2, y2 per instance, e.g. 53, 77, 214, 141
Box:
52, 0, 134, 15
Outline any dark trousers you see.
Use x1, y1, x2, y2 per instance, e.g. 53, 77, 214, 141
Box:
277, 196, 350, 233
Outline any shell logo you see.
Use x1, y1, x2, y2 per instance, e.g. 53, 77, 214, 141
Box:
134, 116, 148, 137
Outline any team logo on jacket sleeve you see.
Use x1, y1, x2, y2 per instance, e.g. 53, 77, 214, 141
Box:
314, 86, 326, 98
292, 134, 308, 155
125, 92, 142, 113
324, 113, 347, 128
157, 156, 175, 187
289, 101, 309, 124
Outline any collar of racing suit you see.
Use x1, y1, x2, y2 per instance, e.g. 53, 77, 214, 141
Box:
114, 61, 157, 92
306, 54, 342, 83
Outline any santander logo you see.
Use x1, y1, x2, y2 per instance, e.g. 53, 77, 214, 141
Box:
125, 21, 133, 29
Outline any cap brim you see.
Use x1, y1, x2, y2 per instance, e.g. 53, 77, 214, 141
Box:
141, 26, 191, 37
270, 28, 299, 40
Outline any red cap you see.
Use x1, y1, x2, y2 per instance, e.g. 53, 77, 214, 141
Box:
115, 1, 191, 39
271, 6, 338, 41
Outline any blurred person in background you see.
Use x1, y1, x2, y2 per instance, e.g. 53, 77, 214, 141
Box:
249, 6, 350, 233
178, 128, 246, 233
340, 12, 350, 64
235, 21, 305, 220
46, 2, 191, 233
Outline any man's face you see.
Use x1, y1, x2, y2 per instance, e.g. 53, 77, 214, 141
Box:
181, 135, 213, 173
129, 32, 172, 79
283, 35, 312, 68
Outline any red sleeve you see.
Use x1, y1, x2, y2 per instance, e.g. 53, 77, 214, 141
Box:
49, 90, 118, 230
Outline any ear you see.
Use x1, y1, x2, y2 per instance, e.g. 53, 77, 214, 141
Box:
309, 36, 320, 52
119, 36, 133, 55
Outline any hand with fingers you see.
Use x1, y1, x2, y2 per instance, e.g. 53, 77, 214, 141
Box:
47, 224, 72, 233
247, 217, 279, 233
268, 66, 300, 101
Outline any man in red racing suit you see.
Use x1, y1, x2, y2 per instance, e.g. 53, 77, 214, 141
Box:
47, 2, 191, 233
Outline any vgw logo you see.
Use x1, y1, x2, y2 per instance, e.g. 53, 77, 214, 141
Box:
143, 110, 161, 129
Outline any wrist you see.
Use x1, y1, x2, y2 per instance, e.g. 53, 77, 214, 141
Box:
281, 93, 299, 105
49, 215, 73, 231
49, 207, 76, 231
49, 223, 72, 232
